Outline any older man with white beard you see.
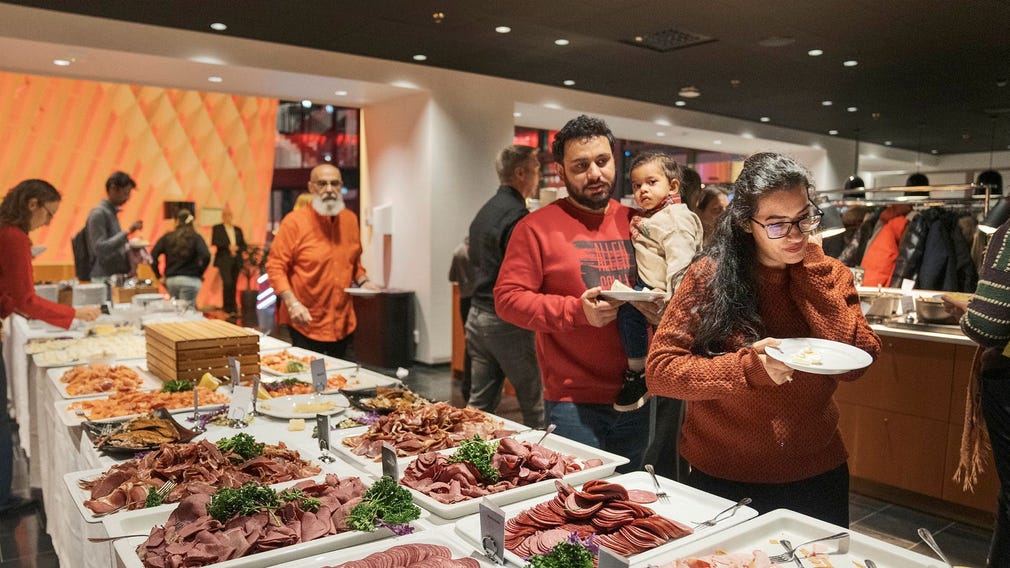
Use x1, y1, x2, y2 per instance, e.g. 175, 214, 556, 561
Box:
266, 164, 381, 358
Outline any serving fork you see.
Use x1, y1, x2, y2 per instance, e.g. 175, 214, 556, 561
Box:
767, 532, 850, 564
692, 497, 752, 528
643, 464, 669, 503
92, 480, 177, 518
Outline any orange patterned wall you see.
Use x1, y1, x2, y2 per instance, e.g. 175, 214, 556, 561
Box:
0, 71, 277, 307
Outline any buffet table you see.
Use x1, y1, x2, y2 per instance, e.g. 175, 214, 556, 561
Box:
8, 316, 951, 568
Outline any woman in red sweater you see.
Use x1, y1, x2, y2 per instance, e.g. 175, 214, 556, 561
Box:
646, 153, 880, 526
0, 179, 100, 514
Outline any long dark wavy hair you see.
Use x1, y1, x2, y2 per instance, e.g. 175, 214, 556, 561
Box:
0, 179, 61, 233
166, 209, 197, 259
692, 152, 814, 356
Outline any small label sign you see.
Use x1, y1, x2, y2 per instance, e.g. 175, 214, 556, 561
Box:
310, 359, 327, 393
479, 498, 507, 565
230, 385, 252, 417
598, 546, 630, 568
316, 413, 331, 452
228, 357, 241, 384
381, 443, 399, 480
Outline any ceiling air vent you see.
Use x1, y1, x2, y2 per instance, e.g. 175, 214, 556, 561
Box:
623, 27, 715, 53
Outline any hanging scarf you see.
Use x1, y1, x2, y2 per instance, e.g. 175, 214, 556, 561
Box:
953, 345, 992, 492
630, 193, 680, 242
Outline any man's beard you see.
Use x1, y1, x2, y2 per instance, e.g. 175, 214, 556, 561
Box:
567, 183, 612, 211
312, 194, 345, 216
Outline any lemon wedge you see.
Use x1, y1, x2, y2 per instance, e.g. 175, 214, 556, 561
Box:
257, 385, 271, 400
197, 373, 221, 392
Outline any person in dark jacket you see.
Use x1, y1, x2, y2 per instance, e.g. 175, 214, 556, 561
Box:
150, 209, 210, 303
85, 171, 143, 281
466, 144, 545, 428
211, 208, 247, 315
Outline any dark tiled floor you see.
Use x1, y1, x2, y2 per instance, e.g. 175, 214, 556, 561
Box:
5, 362, 994, 567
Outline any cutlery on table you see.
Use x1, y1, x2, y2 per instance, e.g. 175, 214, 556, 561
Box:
643, 464, 669, 503
767, 532, 850, 564
779, 539, 805, 567
692, 497, 752, 528
917, 527, 955, 567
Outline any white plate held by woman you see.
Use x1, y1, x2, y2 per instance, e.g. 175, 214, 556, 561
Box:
257, 393, 349, 419
765, 338, 873, 375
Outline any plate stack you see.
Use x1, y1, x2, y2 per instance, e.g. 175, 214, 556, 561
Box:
145, 319, 260, 383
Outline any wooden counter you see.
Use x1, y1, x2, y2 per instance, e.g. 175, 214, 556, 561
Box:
837, 328, 999, 527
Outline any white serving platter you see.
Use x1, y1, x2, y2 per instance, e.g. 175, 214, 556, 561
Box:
248, 329, 291, 352
401, 428, 629, 519
257, 393, 350, 419
68, 459, 365, 525
332, 412, 529, 475
31, 334, 147, 367
259, 347, 356, 376
455, 471, 758, 567
108, 474, 426, 568
637, 508, 944, 568
47, 363, 162, 400
270, 530, 489, 567
56, 396, 229, 427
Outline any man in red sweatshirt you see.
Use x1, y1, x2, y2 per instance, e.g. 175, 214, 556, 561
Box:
494, 115, 655, 471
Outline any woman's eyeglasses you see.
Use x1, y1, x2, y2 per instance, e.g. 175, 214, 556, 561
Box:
41, 205, 57, 223
751, 206, 823, 239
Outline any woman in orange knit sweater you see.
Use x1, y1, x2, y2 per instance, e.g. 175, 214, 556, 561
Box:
646, 153, 880, 526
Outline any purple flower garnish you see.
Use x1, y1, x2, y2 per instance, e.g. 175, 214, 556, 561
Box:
377, 519, 414, 536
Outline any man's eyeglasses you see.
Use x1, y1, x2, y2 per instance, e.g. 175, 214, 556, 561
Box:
750, 205, 823, 239
314, 179, 343, 189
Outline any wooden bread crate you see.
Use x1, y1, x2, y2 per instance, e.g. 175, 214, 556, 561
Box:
112, 285, 160, 304
145, 319, 260, 383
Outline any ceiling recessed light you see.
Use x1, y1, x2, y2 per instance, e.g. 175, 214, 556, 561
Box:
554, 38, 569, 46
52, 59, 71, 66
208, 76, 223, 83
674, 100, 687, 107
563, 79, 575, 86
847, 106, 858, 112
301, 100, 312, 108
828, 130, 839, 135
760, 116, 771, 123
713, 140, 722, 145
885, 141, 893, 146
325, 105, 334, 113
634, 36, 643, 42
678, 85, 701, 98
843, 60, 858, 67
432, 11, 445, 23
656, 132, 666, 137
495, 26, 511, 34
413, 54, 427, 61
807, 49, 823, 56
822, 100, 833, 106
931, 149, 938, 154
210, 22, 227, 31
334, 90, 348, 96
513, 112, 522, 118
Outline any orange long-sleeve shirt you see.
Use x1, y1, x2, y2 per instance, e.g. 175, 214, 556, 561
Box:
266, 206, 367, 342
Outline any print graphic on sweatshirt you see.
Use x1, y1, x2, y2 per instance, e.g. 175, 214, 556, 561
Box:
574, 239, 637, 290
